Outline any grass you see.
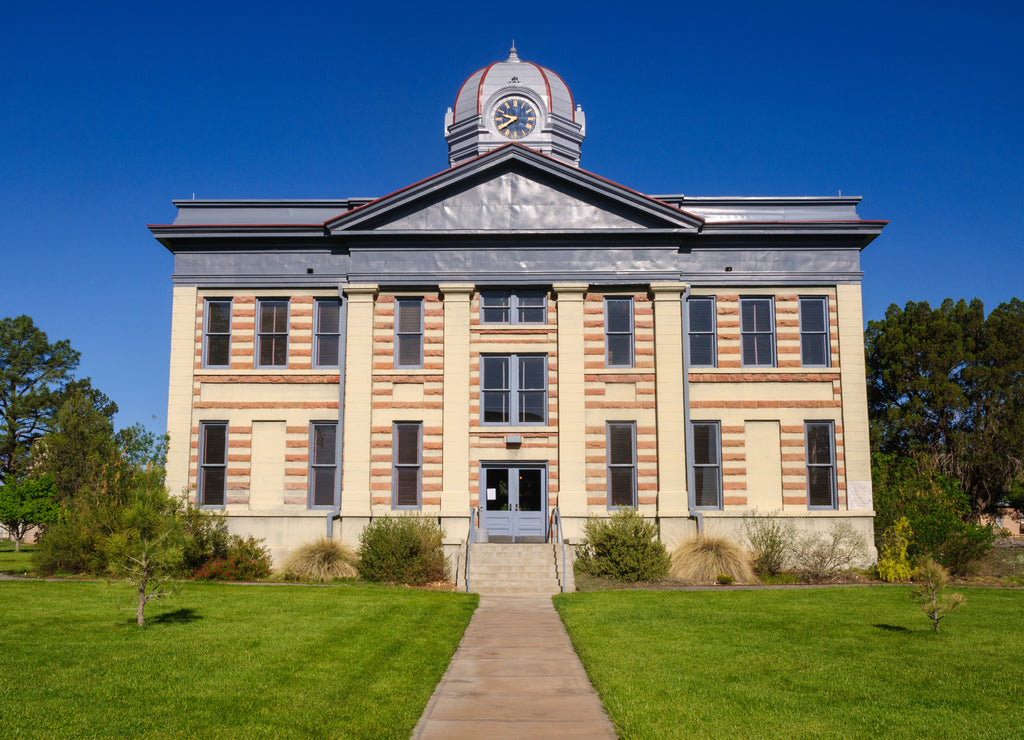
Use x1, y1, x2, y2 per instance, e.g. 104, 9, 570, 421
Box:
0, 539, 36, 574
555, 586, 1024, 739
0, 580, 477, 739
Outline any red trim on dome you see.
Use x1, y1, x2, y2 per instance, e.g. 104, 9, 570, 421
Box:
545, 67, 575, 122
451, 68, 482, 124
524, 61, 554, 113
475, 62, 500, 116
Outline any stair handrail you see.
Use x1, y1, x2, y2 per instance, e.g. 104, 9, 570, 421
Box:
549, 506, 567, 593
466, 506, 479, 593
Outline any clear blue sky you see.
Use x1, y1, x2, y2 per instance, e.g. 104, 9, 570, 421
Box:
2, 1, 1021, 435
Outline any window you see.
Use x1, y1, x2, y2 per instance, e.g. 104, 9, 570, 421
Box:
688, 296, 716, 367
480, 290, 547, 324
607, 422, 637, 508
309, 423, 337, 508
799, 296, 830, 367
394, 298, 423, 368
198, 422, 227, 508
393, 422, 422, 508
692, 422, 721, 508
204, 299, 232, 368
740, 297, 775, 367
314, 299, 342, 368
480, 354, 547, 425
806, 421, 837, 508
257, 299, 289, 367
605, 297, 634, 367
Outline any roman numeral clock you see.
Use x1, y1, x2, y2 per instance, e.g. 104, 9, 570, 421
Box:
493, 97, 538, 140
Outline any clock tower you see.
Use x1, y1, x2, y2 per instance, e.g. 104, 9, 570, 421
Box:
445, 45, 586, 167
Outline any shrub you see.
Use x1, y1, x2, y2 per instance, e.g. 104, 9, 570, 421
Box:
357, 516, 447, 585
789, 522, 868, 582
741, 509, 796, 576
876, 516, 914, 582
281, 538, 359, 582
574, 510, 670, 583
912, 558, 966, 632
670, 533, 753, 584
716, 574, 735, 585
175, 496, 230, 574
194, 534, 272, 581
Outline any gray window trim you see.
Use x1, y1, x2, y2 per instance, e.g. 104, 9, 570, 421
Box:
256, 298, 290, 368
799, 296, 831, 368
688, 296, 717, 368
604, 296, 635, 368
392, 422, 422, 510
479, 353, 548, 426
203, 298, 232, 369
313, 298, 342, 369
198, 421, 228, 509
692, 421, 722, 510
805, 420, 838, 509
740, 296, 776, 368
394, 297, 424, 369
480, 290, 548, 325
308, 421, 338, 509
607, 421, 637, 509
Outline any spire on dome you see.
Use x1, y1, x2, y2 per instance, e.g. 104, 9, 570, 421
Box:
507, 42, 520, 62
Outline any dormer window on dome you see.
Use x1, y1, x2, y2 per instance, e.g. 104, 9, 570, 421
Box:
444, 45, 586, 167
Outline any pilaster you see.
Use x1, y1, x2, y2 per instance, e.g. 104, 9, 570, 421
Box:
650, 282, 689, 515
440, 283, 473, 514
836, 284, 873, 511
166, 285, 198, 500
554, 283, 588, 515
340, 284, 378, 515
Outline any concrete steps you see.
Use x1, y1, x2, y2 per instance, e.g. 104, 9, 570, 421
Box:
468, 542, 569, 595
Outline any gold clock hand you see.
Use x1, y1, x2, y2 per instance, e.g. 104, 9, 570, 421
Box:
497, 116, 518, 130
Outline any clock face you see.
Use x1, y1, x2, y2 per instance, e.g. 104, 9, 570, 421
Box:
493, 97, 538, 139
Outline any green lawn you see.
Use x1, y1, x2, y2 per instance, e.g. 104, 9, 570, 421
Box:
0, 580, 477, 739
555, 587, 1024, 739
0, 539, 36, 574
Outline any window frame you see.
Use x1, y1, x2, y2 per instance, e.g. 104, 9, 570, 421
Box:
308, 422, 338, 509
688, 296, 717, 368
392, 422, 422, 510
256, 298, 289, 368
203, 299, 232, 369
313, 298, 342, 369
198, 421, 228, 509
740, 296, 776, 368
799, 296, 831, 368
479, 353, 548, 426
604, 296, 635, 368
692, 421, 722, 509
805, 421, 837, 509
607, 422, 637, 509
479, 290, 548, 325
394, 297, 424, 369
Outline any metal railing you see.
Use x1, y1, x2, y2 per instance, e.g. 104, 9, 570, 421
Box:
465, 506, 479, 593
549, 506, 567, 593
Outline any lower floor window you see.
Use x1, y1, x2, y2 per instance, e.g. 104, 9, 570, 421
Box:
393, 422, 422, 508
199, 422, 227, 507
806, 421, 837, 508
309, 422, 337, 508
692, 421, 721, 508
607, 422, 637, 508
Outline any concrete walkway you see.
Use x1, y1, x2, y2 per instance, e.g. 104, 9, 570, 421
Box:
412, 595, 617, 739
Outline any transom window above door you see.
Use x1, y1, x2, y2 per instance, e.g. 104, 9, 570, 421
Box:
480, 354, 548, 425
480, 290, 547, 324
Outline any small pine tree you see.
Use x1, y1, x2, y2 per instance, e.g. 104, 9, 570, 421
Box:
911, 558, 966, 632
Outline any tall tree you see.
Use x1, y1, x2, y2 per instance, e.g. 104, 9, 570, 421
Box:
0, 475, 59, 551
0, 316, 80, 485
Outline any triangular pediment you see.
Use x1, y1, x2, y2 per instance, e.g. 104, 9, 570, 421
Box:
326, 145, 702, 234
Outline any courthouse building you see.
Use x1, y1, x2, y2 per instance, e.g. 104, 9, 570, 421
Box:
150, 47, 886, 564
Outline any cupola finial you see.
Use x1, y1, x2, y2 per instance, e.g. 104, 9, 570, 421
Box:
507, 42, 520, 62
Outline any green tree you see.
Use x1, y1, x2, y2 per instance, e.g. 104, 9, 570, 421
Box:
0, 316, 80, 485
0, 475, 59, 551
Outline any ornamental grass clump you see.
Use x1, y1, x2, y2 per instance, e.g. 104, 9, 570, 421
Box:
670, 533, 754, 584
280, 538, 359, 582
357, 515, 447, 585
574, 509, 670, 582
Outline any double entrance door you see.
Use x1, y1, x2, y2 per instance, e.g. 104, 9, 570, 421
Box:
481, 464, 547, 542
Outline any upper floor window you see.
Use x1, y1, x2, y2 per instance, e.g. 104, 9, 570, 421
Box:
393, 422, 422, 509
607, 422, 637, 508
309, 422, 337, 508
692, 421, 722, 509
480, 290, 547, 324
799, 296, 830, 367
314, 299, 342, 368
394, 298, 423, 369
806, 421, 837, 509
198, 422, 227, 508
740, 297, 775, 367
481, 354, 547, 425
605, 297, 634, 368
257, 299, 289, 367
688, 296, 717, 367
204, 299, 232, 368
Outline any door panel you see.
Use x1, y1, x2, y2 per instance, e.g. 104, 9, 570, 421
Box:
481, 465, 547, 542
